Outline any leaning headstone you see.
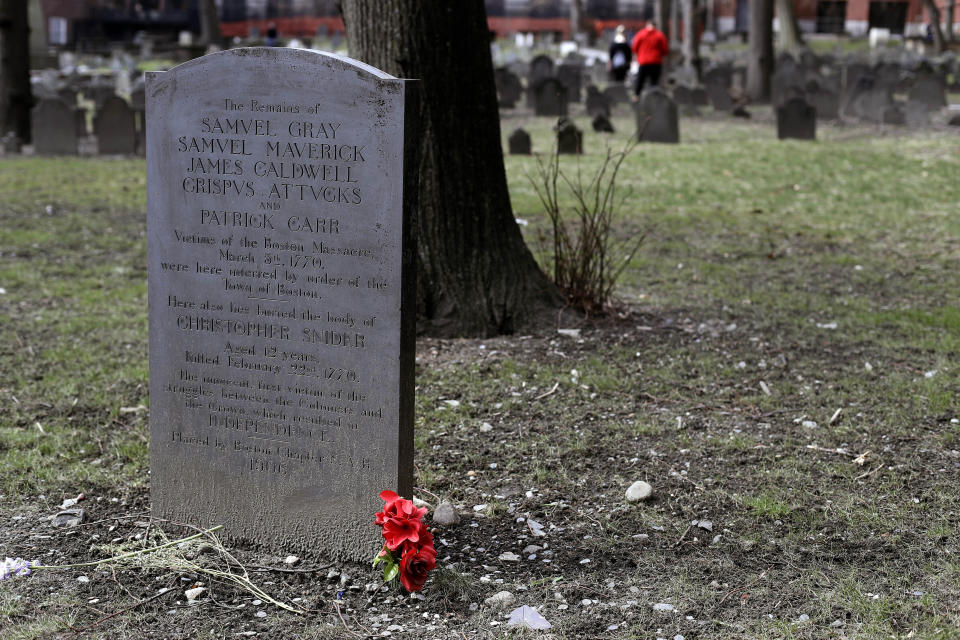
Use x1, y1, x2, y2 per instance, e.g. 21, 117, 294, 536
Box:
94, 96, 137, 154
776, 97, 816, 140
508, 127, 532, 154
555, 118, 582, 154
146, 48, 417, 561
635, 88, 679, 143
843, 76, 893, 123
592, 114, 614, 133
32, 98, 79, 155
533, 77, 568, 117
807, 82, 839, 120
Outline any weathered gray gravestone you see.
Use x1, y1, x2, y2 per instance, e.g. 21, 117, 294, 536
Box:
94, 96, 137, 154
635, 88, 679, 143
146, 48, 417, 561
32, 98, 79, 155
776, 97, 816, 140
508, 127, 532, 154
703, 68, 733, 111
908, 69, 947, 110
592, 114, 614, 133
602, 84, 630, 106
527, 55, 555, 107
533, 78, 568, 117
557, 61, 583, 103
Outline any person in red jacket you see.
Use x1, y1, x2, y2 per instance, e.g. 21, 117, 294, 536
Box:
631, 20, 669, 97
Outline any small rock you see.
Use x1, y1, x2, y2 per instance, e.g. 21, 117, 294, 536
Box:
522, 545, 542, 555
282, 555, 300, 566
185, 587, 206, 602
498, 552, 520, 562
625, 481, 653, 502
433, 502, 460, 526
507, 605, 552, 630
484, 590, 516, 608
696, 520, 713, 532
255, 611, 267, 618
51, 508, 85, 528
797, 614, 810, 623
480, 422, 493, 433
557, 328, 581, 338
652, 602, 674, 612
77, 575, 90, 583
527, 519, 546, 537
801, 420, 818, 429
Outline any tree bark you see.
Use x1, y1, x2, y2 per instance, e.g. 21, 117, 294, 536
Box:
340, 0, 561, 337
946, 0, 955, 42
198, 0, 222, 47
747, 0, 774, 102
682, 0, 701, 79
653, 0, 670, 37
921, 0, 946, 52
669, 0, 679, 47
775, 0, 804, 53
0, 0, 32, 144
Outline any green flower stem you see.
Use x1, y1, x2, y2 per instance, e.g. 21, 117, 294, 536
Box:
32, 525, 224, 570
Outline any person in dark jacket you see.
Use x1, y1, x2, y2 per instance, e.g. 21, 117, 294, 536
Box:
608, 25, 632, 83
631, 20, 669, 96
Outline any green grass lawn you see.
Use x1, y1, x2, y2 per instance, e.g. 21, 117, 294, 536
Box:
1, 116, 959, 638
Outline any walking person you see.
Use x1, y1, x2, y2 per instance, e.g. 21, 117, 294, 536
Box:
608, 25, 632, 83
631, 19, 669, 97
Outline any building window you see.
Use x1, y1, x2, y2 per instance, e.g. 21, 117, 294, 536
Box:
49, 16, 68, 45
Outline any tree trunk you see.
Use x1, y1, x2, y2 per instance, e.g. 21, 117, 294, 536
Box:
654, 0, 669, 36
669, 0, 679, 46
747, 0, 774, 102
921, 0, 946, 52
198, 0, 222, 47
775, 0, 804, 53
946, 0, 955, 42
570, 0, 581, 40
0, 0, 32, 144
682, 0, 701, 79
340, 0, 561, 337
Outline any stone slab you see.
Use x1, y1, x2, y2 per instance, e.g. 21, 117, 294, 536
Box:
146, 48, 416, 561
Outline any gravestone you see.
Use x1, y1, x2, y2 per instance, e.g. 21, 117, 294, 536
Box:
776, 97, 816, 140
585, 85, 611, 118
32, 98, 79, 155
592, 114, 614, 133
555, 118, 582, 154
527, 55, 555, 106
508, 127, 532, 154
94, 96, 137, 154
495, 68, 523, 108
843, 76, 892, 123
533, 77, 568, 117
882, 104, 905, 125
635, 88, 679, 143
703, 68, 733, 111
2, 132, 21, 154
904, 100, 932, 127
146, 48, 417, 561
771, 64, 807, 107
557, 61, 583, 103
602, 84, 630, 106
908, 69, 947, 110
690, 86, 709, 106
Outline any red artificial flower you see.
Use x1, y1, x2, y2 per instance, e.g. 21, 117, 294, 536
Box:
375, 490, 429, 551
398, 541, 437, 592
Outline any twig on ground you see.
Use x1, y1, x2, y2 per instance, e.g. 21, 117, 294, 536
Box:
69, 580, 177, 633
673, 525, 692, 547
332, 600, 368, 638
251, 563, 333, 574
415, 486, 442, 505
805, 444, 856, 458
534, 382, 560, 400
855, 463, 884, 481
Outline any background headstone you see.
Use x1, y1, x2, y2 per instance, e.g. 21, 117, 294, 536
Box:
776, 97, 816, 140
635, 88, 679, 143
94, 95, 137, 154
533, 78, 568, 117
555, 118, 582, 154
32, 98, 79, 155
146, 48, 416, 561
508, 127, 532, 154
495, 68, 522, 108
